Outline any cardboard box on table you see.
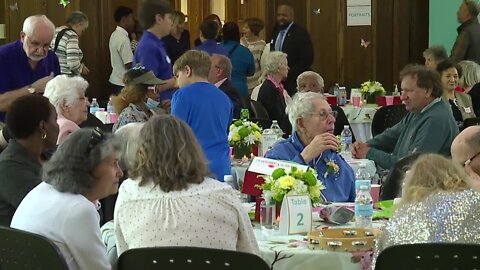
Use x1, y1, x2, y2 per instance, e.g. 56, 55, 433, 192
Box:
241, 157, 308, 221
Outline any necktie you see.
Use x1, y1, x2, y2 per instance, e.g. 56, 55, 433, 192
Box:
274, 30, 286, 51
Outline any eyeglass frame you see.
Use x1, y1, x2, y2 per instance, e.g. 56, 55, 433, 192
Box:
463, 151, 480, 167
85, 127, 106, 155
308, 110, 338, 120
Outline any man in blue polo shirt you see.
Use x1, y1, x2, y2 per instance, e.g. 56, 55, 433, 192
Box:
0, 15, 60, 123
134, 0, 177, 105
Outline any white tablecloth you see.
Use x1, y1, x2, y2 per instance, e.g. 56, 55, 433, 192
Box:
342, 105, 379, 142
255, 219, 384, 270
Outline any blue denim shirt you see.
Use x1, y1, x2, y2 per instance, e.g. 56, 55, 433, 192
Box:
265, 132, 355, 202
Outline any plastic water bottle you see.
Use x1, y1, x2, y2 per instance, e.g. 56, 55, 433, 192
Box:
260, 199, 276, 229
89, 98, 99, 114
260, 129, 277, 157
355, 180, 373, 228
355, 164, 372, 185
338, 86, 347, 106
224, 175, 235, 189
340, 125, 352, 159
106, 97, 114, 113
270, 120, 283, 139
333, 83, 340, 97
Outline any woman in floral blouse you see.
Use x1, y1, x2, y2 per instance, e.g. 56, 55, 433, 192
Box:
111, 66, 164, 133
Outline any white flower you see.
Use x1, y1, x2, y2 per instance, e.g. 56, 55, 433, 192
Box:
244, 133, 256, 145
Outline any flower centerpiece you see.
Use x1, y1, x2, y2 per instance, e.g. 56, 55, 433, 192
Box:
360, 80, 385, 104
257, 167, 326, 204
228, 119, 262, 159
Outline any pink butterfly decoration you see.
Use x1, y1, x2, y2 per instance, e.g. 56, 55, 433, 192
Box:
361, 38, 371, 48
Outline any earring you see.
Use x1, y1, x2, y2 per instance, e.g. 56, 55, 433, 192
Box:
41, 133, 47, 140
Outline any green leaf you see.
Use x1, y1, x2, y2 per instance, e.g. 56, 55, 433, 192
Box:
234, 120, 243, 127
303, 171, 317, 186
271, 168, 286, 180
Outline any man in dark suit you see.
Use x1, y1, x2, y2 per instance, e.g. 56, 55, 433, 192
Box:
270, 4, 314, 96
208, 54, 244, 119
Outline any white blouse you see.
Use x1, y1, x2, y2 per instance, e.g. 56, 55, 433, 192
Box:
114, 177, 259, 256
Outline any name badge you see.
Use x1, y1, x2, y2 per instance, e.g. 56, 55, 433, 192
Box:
464, 107, 472, 114
279, 195, 312, 235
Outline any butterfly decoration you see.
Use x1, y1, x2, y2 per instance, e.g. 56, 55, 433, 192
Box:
9, 2, 18, 11
360, 38, 371, 48
59, 0, 70, 7
313, 8, 321, 15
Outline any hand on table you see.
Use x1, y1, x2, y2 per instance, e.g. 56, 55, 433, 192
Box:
351, 141, 370, 159
301, 133, 339, 163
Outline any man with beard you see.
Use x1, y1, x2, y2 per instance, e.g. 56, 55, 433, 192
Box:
0, 15, 60, 123
269, 4, 313, 96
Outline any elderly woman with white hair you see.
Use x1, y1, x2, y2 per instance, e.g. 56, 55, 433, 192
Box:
296, 71, 356, 142
265, 91, 355, 202
256, 51, 292, 135
43, 75, 90, 144
458, 60, 480, 115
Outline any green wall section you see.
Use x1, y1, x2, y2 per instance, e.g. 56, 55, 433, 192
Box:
429, 0, 462, 55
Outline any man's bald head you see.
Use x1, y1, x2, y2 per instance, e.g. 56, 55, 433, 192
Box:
451, 126, 480, 191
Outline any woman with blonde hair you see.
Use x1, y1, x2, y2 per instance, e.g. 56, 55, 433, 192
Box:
240, 17, 266, 92
255, 51, 292, 135
373, 154, 480, 266
114, 115, 259, 256
458, 60, 480, 115
111, 66, 164, 133
162, 10, 190, 65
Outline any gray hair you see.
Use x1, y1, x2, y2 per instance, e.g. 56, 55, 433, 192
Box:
43, 128, 121, 194
296, 71, 325, 91
286, 91, 325, 132
212, 54, 232, 79
43, 75, 89, 112
259, 51, 288, 83
422, 45, 448, 64
464, 0, 480, 17
458, 60, 480, 88
66, 11, 89, 27
22, 15, 55, 37
115, 122, 144, 172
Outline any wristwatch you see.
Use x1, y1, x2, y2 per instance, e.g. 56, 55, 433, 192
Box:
27, 85, 35, 94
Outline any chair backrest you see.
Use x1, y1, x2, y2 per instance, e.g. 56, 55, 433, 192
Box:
0, 226, 69, 270
117, 247, 270, 270
371, 104, 408, 137
375, 243, 480, 270
463, 117, 480, 129
380, 152, 422, 200
250, 100, 270, 120
331, 105, 356, 143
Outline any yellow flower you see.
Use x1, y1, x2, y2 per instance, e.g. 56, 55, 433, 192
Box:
251, 123, 260, 130
309, 186, 320, 199
278, 176, 295, 189
232, 134, 240, 142
229, 124, 235, 131
254, 131, 261, 141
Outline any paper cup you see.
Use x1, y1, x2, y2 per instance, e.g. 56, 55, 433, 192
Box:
385, 96, 394, 106
352, 96, 361, 107
371, 184, 381, 204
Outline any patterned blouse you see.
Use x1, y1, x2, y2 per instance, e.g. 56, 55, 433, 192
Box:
241, 38, 267, 92
112, 103, 149, 133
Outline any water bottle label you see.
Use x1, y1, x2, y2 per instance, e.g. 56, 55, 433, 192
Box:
355, 204, 373, 216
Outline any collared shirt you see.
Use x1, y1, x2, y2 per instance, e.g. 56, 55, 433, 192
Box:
214, 78, 228, 88
134, 31, 174, 101
0, 40, 60, 122
274, 21, 293, 51
266, 74, 286, 96
194, 39, 229, 57
109, 26, 133, 86
265, 132, 356, 202
420, 97, 441, 113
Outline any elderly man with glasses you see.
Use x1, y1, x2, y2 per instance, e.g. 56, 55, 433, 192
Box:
265, 91, 355, 202
0, 15, 60, 123
451, 126, 480, 192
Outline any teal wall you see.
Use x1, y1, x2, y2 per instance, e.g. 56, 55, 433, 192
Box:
429, 0, 462, 54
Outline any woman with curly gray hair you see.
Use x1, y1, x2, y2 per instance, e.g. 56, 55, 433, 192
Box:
11, 128, 123, 270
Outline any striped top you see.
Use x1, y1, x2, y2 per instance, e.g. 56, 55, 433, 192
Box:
240, 37, 266, 92
50, 26, 84, 75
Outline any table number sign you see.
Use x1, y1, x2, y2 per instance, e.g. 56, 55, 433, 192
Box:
279, 195, 312, 235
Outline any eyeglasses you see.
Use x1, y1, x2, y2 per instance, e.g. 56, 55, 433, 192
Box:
85, 127, 105, 155
463, 151, 480, 167
310, 111, 338, 120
